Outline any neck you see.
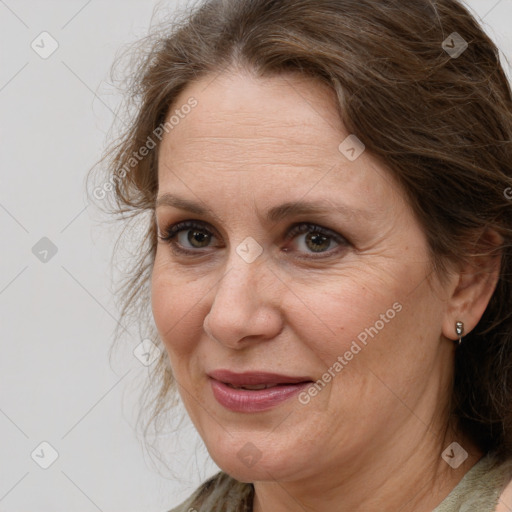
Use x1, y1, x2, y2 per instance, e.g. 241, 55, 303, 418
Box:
252, 422, 483, 512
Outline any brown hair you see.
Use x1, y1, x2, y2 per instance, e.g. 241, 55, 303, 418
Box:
88, 0, 512, 469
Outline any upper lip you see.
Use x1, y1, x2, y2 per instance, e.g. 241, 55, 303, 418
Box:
208, 369, 313, 386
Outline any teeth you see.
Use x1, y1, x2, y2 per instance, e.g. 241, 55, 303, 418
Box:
226, 383, 275, 390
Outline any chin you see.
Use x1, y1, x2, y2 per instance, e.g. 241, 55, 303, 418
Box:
204, 432, 304, 483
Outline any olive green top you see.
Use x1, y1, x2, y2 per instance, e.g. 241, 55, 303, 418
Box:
168, 452, 512, 512
432, 452, 512, 512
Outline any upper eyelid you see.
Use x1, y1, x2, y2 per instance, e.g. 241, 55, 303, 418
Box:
160, 220, 218, 238
159, 220, 347, 248
160, 219, 341, 237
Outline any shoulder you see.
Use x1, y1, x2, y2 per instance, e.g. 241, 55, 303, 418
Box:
474, 453, 512, 512
433, 452, 512, 512
166, 471, 223, 512
495, 468, 512, 512
166, 471, 254, 512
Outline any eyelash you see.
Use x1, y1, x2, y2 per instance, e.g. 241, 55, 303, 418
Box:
157, 220, 348, 259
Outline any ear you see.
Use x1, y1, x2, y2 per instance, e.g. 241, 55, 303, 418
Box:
441, 228, 503, 342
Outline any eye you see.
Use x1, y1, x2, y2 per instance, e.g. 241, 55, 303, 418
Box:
284, 222, 348, 258
157, 220, 348, 258
158, 220, 219, 256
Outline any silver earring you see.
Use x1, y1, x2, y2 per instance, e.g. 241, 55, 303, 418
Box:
455, 321, 464, 346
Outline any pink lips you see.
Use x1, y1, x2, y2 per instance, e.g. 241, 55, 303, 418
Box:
208, 370, 313, 413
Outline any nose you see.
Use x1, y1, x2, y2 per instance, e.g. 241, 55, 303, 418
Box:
203, 255, 284, 349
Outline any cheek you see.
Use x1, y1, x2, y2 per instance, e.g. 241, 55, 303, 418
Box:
308, 270, 444, 413
291, 276, 403, 365
150, 261, 205, 360
295, 261, 436, 396
290, 281, 428, 437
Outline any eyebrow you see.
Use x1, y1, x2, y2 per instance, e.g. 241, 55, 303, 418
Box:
155, 193, 370, 223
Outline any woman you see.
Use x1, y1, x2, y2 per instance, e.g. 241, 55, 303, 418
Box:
91, 0, 512, 510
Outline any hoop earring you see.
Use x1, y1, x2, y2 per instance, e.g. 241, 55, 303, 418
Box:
455, 321, 464, 346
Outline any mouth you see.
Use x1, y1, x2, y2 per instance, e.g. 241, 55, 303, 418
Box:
223, 383, 287, 390
207, 370, 314, 412
208, 369, 313, 387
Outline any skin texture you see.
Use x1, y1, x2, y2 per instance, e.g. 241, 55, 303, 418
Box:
497, 478, 512, 512
151, 67, 502, 511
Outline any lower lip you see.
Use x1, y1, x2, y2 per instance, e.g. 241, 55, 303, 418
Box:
209, 378, 312, 413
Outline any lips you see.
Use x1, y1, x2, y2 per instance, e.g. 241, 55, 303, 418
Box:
208, 369, 312, 388
208, 370, 314, 412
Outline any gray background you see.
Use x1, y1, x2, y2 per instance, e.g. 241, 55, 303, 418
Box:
0, 0, 511, 510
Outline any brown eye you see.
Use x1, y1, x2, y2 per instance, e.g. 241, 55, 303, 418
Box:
304, 232, 331, 253
158, 220, 219, 255
285, 223, 348, 258
185, 228, 211, 248
158, 220, 348, 259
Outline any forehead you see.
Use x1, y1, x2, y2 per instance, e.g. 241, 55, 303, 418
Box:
161, 69, 345, 159
156, 69, 400, 215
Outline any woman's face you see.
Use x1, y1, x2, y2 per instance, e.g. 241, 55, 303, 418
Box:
151, 69, 457, 485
